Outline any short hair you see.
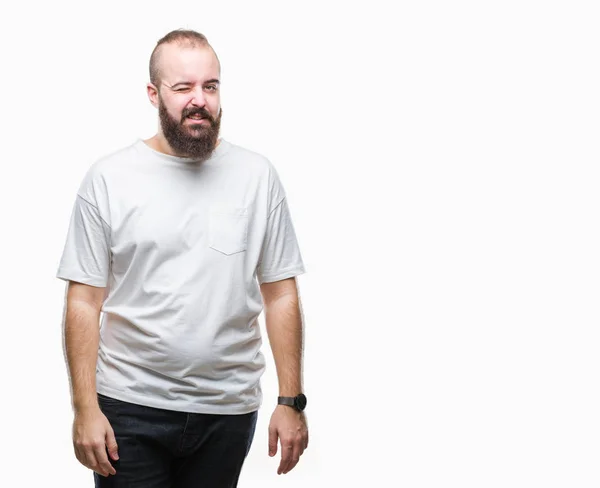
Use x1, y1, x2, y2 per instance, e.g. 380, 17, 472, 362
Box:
149, 29, 219, 87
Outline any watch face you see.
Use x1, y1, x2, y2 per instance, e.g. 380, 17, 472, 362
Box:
295, 394, 307, 411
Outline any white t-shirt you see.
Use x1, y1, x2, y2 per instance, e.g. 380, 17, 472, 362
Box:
56, 138, 306, 414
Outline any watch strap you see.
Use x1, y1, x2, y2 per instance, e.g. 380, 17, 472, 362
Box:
277, 396, 296, 407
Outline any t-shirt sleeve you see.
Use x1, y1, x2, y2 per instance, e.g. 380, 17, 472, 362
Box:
257, 165, 306, 284
56, 185, 111, 288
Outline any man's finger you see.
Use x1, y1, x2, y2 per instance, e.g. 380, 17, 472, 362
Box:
106, 428, 119, 461
268, 426, 278, 457
278, 441, 293, 475
93, 443, 116, 476
82, 446, 101, 475
74, 445, 83, 465
283, 440, 302, 474
75, 445, 92, 472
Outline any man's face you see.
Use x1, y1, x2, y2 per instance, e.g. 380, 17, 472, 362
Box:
150, 44, 222, 160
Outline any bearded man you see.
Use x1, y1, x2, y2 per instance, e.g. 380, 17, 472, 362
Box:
57, 28, 309, 488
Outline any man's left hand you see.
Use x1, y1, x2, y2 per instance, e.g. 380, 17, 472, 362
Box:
268, 405, 309, 475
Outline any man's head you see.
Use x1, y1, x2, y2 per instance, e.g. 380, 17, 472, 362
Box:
147, 30, 222, 160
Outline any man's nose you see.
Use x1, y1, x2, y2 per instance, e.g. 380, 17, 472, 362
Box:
190, 86, 207, 107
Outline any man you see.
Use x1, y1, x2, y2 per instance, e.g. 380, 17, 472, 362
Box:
56, 29, 309, 487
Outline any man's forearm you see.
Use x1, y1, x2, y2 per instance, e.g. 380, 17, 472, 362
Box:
63, 299, 101, 412
264, 294, 304, 396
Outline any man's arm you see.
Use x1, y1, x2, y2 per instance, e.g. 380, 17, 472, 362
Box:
62, 281, 118, 477
63, 281, 105, 410
260, 276, 309, 475
260, 277, 304, 396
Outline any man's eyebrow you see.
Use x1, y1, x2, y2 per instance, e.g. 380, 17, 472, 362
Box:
168, 79, 220, 89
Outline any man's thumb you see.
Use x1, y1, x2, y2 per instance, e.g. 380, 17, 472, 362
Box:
106, 429, 119, 460
268, 426, 278, 457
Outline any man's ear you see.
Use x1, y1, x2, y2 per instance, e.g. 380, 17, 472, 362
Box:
147, 83, 159, 108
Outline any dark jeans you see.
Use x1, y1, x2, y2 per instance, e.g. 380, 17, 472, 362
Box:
94, 393, 258, 488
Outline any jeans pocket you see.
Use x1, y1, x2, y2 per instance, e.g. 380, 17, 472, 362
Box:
97, 393, 123, 407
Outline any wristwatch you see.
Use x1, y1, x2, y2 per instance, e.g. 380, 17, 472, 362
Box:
278, 393, 307, 412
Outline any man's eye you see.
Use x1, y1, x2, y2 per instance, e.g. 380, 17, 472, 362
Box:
205, 85, 217, 92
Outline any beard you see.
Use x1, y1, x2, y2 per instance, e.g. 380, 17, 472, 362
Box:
158, 96, 222, 161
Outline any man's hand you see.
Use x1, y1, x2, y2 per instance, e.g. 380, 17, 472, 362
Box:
72, 407, 119, 477
268, 405, 309, 475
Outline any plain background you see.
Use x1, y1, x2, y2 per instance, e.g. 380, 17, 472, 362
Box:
1, 0, 599, 486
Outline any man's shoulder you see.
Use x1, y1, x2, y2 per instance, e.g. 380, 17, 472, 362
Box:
81, 140, 139, 180
75, 141, 139, 197
93, 140, 139, 170
223, 139, 276, 172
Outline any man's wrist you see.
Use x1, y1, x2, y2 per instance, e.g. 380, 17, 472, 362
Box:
277, 393, 307, 412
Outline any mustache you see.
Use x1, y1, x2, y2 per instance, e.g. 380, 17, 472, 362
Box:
182, 107, 213, 121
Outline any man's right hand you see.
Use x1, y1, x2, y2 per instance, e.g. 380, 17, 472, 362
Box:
72, 406, 119, 477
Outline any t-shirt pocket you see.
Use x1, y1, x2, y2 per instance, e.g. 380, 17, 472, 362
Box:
208, 204, 249, 255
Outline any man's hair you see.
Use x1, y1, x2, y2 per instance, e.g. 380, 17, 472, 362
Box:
149, 29, 218, 87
